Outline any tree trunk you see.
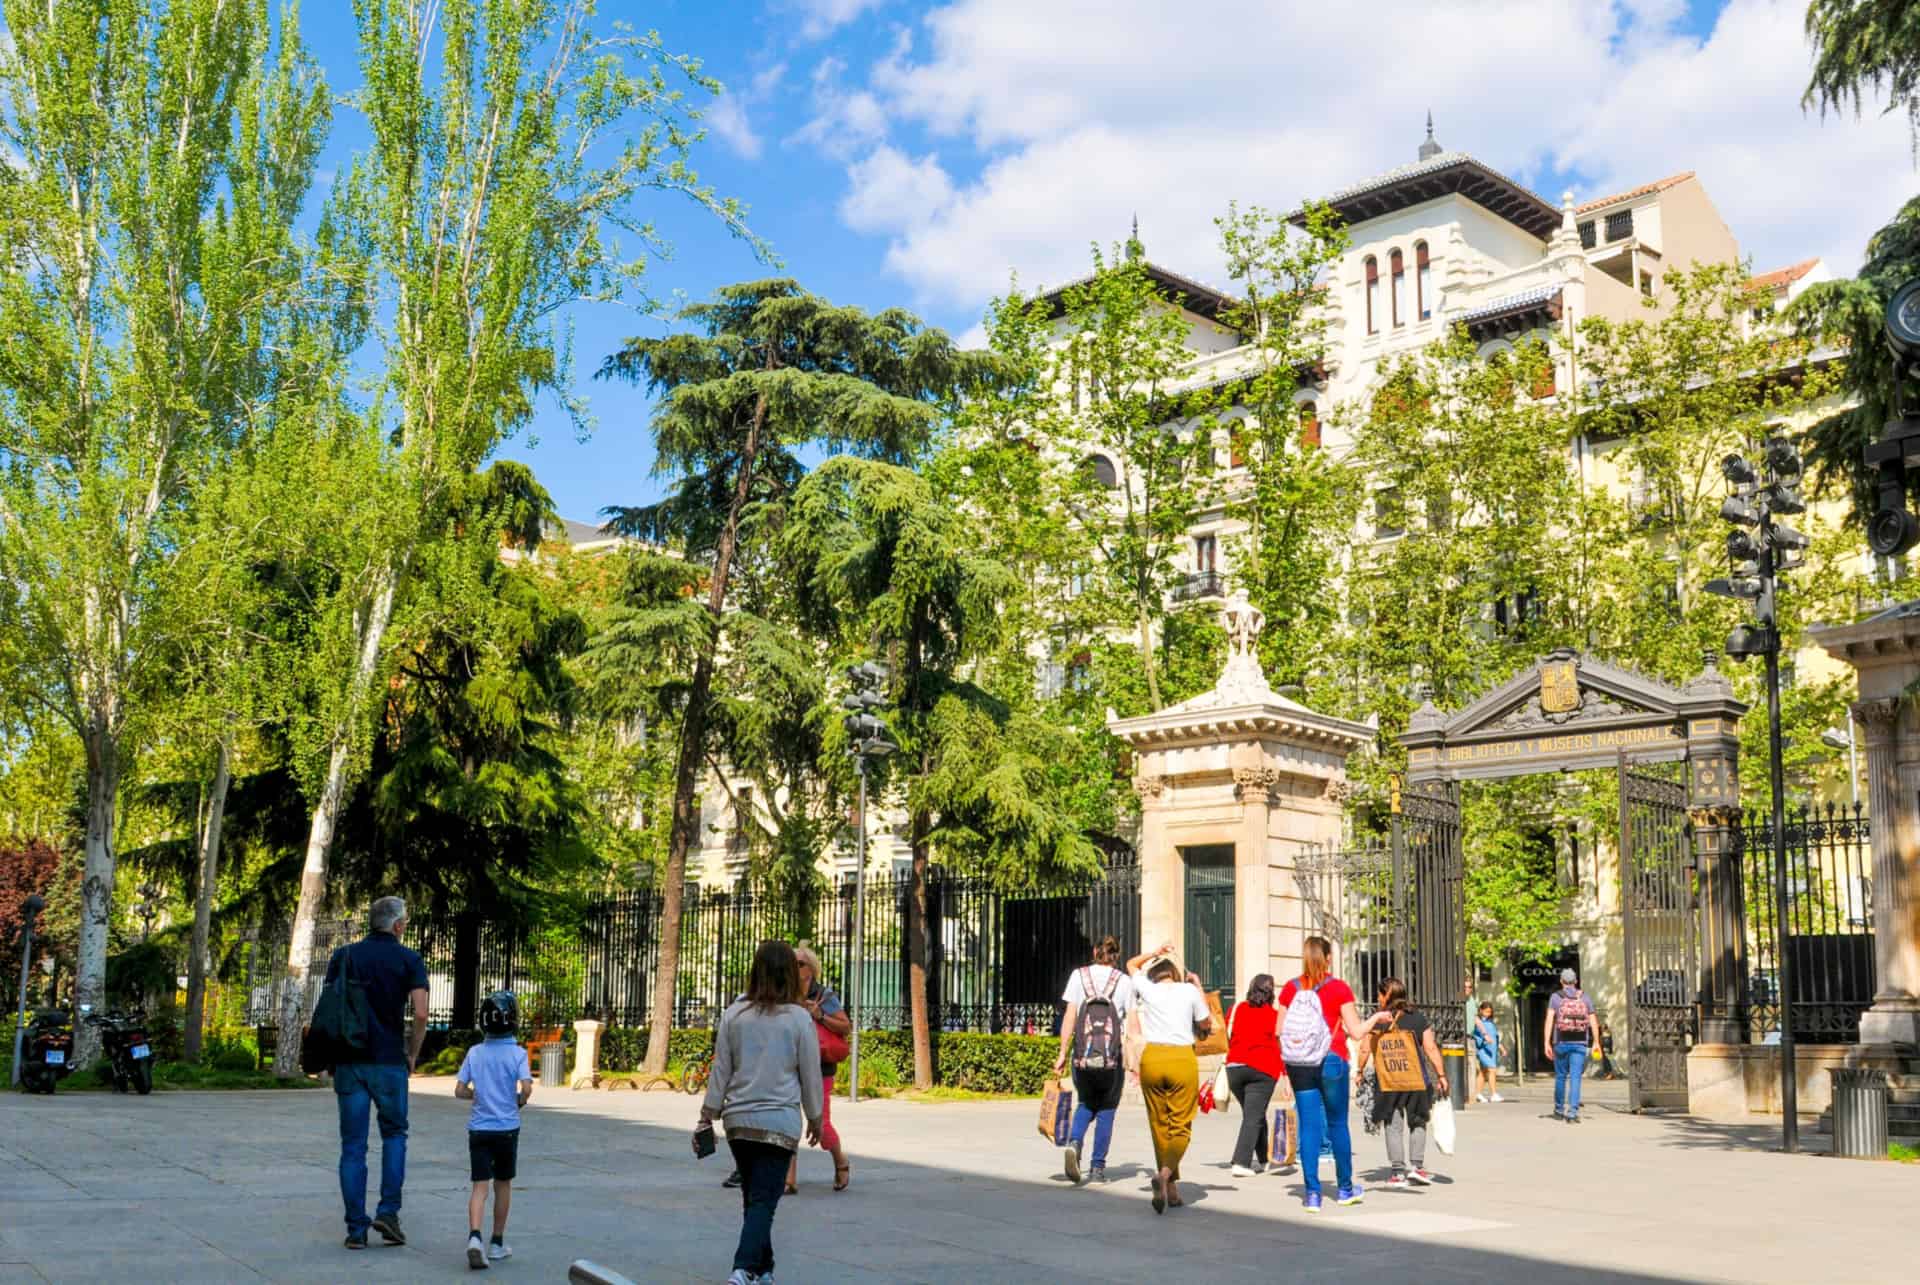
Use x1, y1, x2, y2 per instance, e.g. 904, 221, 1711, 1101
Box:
907, 807, 933, 1090
1136, 604, 1164, 709
73, 722, 119, 1068
277, 573, 399, 1077
183, 740, 232, 1063
641, 374, 773, 1076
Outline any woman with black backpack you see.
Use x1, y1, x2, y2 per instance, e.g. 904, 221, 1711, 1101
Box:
1051, 936, 1135, 1186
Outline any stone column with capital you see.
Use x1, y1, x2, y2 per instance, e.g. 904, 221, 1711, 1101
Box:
571, 1018, 604, 1089
1855, 697, 1920, 1044
1134, 775, 1178, 961
1811, 605, 1920, 1048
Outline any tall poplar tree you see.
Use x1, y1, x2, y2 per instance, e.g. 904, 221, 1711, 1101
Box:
0, 1, 329, 1062
591, 279, 986, 1078
274, 0, 754, 1074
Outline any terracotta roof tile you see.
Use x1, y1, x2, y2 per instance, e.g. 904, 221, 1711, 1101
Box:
1575, 172, 1694, 214
1746, 259, 1821, 292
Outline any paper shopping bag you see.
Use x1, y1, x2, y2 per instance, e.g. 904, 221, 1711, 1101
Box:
1038, 1077, 1074, 1144
1270, 1106, 1299, 1167
1193, 990, 1229, 1057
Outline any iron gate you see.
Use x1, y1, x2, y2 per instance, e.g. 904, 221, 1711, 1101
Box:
1402, 779, 1466, 1045
1296, 779, 1462, 1039
1620, 762, 1696, 1110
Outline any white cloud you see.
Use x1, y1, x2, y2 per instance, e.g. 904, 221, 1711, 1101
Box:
788, 0, 889, 40
706, 63, 788, 161
815, 0, 1913, 315
840, 145, 955, 232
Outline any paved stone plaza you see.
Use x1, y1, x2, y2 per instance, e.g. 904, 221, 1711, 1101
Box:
1, 1075, 1914, 1284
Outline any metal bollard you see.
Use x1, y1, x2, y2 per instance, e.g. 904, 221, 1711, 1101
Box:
1442, 1045, 1469, 1110
1829, 1067, 1889, 1159
568, 1260, 638, 1285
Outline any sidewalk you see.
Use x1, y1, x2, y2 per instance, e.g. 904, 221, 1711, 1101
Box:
1, 1073, 1911, 1283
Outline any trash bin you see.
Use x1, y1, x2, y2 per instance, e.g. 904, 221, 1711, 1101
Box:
1442, 1045, 1469, 1110
540, 1041, 566, 1089
1829, 1068, 1889, 1159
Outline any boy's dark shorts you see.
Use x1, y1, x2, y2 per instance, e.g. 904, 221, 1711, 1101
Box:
468, 1129, 520, 1183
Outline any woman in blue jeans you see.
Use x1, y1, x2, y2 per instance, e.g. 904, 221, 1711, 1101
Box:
1278, 935, 1391, 1212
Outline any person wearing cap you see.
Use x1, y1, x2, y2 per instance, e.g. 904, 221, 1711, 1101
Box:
1543, 967, 1600, 1124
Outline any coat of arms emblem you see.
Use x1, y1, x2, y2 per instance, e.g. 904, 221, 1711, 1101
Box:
1539, 658, 1580, 715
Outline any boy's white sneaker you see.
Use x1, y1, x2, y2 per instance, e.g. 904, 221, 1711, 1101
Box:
1491, 1093, 1505, 1102
466, 1233, 489, 1271
1475, 1093, 1488, 1103
487, 1241, 512, 1261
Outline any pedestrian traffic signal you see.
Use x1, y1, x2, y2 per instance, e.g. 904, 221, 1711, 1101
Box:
1724, 623, 1776, 659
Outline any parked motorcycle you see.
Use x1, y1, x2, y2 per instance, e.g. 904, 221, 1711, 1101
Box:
19, 1009, 75, 1094
84, 1007, 155, 1095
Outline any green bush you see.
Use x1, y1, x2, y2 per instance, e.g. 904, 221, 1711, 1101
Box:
586, 1024, 1054, 1094
597, 1026, 713, 1073
200, 1029, 260, 1071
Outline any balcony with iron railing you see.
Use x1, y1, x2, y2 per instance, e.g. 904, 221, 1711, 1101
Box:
1172, 571, 1226, 602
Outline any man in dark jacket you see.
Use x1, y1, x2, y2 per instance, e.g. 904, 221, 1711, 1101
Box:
328, 896, 429, 1249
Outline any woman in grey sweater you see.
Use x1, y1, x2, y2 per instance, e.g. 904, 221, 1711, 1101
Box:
698, 940, 824, 1285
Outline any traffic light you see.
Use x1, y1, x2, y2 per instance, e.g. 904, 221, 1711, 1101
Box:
1712, 433, 1805, 663
841, 661, 895, 757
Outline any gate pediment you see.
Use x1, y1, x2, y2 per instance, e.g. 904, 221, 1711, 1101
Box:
1402, 649, 1746, 783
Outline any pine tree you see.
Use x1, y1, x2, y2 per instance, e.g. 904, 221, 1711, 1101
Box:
592, 279, 988, 1078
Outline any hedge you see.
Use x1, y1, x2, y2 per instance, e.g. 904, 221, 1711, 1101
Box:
589, 1025, 1056, 1095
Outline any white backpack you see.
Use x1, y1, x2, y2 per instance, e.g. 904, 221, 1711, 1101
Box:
1280, 977, 1333, 1066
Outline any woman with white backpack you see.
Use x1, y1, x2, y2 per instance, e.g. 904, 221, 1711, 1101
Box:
1277, 935, 1392, 1213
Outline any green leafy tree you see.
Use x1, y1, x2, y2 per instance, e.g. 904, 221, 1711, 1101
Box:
592, 279, 985, 1077
1047, 247, 1218, 710
1805, 0, 1920, 145
275, 0, 753, 1074
1209, 202, 1357, 689
0, 1, 329, 1063
783, 456, 1103, 1088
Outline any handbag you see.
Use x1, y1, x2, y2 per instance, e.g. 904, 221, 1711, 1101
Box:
1201, 1063, 1229, 1113
815, 1019, 850, 1069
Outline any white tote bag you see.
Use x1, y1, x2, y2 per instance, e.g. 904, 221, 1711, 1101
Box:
1430, 1095, 1457, 1155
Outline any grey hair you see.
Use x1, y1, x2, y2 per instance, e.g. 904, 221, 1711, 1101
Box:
793, 944, 822, 977
370, 896, 407, 933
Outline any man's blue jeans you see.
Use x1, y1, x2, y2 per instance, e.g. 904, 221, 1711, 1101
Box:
335, 1062, 410, 1235
1553, 1042, 1590, 1117
1292, 1053, 1352, 1196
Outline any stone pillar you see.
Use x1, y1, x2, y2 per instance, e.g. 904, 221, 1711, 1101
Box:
1856, 697, 1920, 1044
572, 1018, 604, 1089
1134, 775, 1179, 959
1233, 768, 1278, 994
1690, 805, 1747, 1045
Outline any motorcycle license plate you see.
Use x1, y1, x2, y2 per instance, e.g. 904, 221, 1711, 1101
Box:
130, 1044, 150, 1059
45, 1051, 65, 1065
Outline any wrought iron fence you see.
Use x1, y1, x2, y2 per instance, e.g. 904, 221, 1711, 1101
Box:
274, 854, 1140, 1035
1739, 801, 1874, 1044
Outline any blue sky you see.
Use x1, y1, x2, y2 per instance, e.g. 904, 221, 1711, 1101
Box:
296, 0, 1915, 526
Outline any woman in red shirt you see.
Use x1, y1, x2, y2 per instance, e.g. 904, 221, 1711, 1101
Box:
1224, 973, 1282, 1177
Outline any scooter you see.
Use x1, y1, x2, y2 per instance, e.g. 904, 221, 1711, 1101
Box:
84, 1007, 155, 1095
19, 1009, 75, 1094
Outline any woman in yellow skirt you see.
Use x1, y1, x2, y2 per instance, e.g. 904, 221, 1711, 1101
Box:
1126, 943, 1213, 1213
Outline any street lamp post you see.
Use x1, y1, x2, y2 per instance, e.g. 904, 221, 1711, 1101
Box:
840, 661, 895, 1105
11, 894, 46, 1088
1708, 428, 1808, 1154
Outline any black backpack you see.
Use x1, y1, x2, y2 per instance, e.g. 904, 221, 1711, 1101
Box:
1071, 968, 1123, 1071
300, 945, 372, 1073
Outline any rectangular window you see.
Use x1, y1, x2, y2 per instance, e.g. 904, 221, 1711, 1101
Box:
1374, 488, 1404, 539
1195, 534, 1218, 573
1390, 250, 1405, 328
1416, 244, 1432, 320
1365, 258, 1379, 334
1300, 403, 1320, 450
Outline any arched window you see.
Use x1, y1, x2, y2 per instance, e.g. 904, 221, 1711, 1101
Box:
1416, 242, 1432, 320
1390, 249, 1406, 327
1364, 256, 1379, 334
1300, 400, 1321, 450
1085, 454, 1119, 490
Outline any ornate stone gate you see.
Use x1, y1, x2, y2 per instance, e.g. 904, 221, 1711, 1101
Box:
1399, 649, 1748, 1111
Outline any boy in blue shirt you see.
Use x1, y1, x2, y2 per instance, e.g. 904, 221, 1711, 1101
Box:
455, 992, 532, 1270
